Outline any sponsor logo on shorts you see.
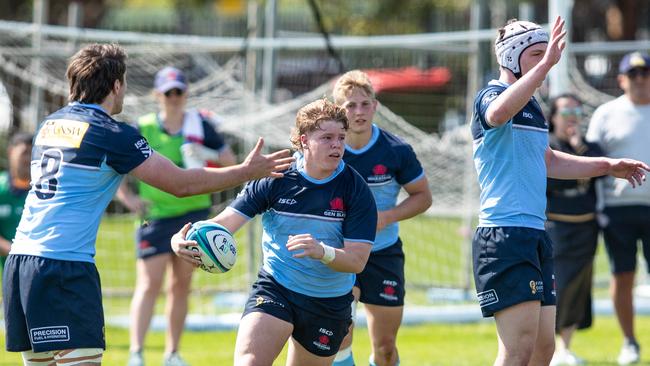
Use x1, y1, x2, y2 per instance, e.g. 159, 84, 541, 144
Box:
477, 289, 499, 307
529, 280, 544, 295
30, 326, 70, 344
312, 327, 333, 351
278, 198, 297, 205
379, 279, 398, 301
254, 296, 285, 308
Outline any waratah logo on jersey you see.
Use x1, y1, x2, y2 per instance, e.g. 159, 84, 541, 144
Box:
324, 197, 346, 218
368, 163, 391, 182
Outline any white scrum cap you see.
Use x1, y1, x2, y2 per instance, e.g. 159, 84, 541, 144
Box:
494, 20, 549, 77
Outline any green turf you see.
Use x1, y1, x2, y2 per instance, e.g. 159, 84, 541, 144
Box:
2, 316, 650, 365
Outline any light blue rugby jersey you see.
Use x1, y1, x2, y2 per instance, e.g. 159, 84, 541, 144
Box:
343, 125, 425, 251
471, 80, 548, 230
10, 103, 151, 262
228, 158, 377, 298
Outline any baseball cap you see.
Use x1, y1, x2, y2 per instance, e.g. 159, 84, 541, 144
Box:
619, 52, 650, 74
154, 66, 187, 93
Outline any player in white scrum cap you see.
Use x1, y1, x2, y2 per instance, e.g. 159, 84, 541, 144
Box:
470, 17, 650, 366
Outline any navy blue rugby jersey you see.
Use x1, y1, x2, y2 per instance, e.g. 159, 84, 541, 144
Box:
471, 80, 549, 230
11, 103, 151, 262
343, 125, 425, 251
228, 158, 377, 298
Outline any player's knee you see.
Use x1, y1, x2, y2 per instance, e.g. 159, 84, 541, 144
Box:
535, 337, 555, 361
374, 336, 398, 360
54, 348, 103, 365
501, 340, 535, 365
21, 350, 55, 366
234, 353, 271, 366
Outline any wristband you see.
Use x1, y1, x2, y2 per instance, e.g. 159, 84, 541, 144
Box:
319, 242, 336, 264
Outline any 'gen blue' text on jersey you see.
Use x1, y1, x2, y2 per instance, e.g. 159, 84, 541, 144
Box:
228, 158, 377, 298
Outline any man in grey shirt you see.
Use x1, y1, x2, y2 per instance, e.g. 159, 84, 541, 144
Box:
586, 51, 650, 365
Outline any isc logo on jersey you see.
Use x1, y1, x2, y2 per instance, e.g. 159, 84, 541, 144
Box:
186, 221, 237, 274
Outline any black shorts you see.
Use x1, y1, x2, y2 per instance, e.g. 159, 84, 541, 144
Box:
2, 254, 105, 352
355, 239, 405, 306
136, 209, 209, 259
472, 227, 556, 318
242, 269, 353, 357
601, 205, 650, 274
546, 220, 598, 331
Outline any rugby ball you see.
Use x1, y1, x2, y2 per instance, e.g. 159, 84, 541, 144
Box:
186, 221, 237, 274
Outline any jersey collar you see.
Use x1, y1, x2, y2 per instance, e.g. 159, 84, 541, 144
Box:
345, 124, 379, 154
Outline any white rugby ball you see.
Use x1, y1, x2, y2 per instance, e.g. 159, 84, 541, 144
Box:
186, 221, 237, 274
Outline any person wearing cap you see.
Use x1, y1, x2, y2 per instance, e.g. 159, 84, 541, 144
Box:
586, 51, 650, 365
117, 66, 237, 366
470, 18, 650, 366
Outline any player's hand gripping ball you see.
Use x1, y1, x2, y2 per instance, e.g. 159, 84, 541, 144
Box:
186, 221, 237, 273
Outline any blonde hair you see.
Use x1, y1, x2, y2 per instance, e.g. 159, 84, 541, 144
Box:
332, 70, 376, 105
290, 99, 348, 151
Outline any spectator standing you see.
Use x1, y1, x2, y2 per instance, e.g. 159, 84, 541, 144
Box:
586, 51, 650, 365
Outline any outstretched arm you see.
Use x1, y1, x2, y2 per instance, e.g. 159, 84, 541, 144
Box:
486, 17, 567, 126
130, 137, 293, 197
546, 147, 649, 187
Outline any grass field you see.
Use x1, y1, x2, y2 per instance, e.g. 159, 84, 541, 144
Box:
0, 213, 635, 365
3, 316, 650, 365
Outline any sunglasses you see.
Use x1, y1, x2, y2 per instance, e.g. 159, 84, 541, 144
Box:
164, 88, 184, 97
557, 107, 583, 117
625, 68, 650, 79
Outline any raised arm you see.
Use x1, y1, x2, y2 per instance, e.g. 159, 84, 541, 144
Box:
545, 146, 650, 187
130, 137, 293, 197
486, 17, 567, 126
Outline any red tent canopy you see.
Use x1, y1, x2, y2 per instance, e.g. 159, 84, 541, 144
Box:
362, 66, 452, 93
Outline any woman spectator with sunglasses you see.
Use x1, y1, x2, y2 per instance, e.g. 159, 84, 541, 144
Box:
118, 66, 237, 366
546, 94, 603, 366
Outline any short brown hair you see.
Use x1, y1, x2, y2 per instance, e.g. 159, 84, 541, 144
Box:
66, 43, 127, 104
332, 70, 375, 105
290, 99, 348, 151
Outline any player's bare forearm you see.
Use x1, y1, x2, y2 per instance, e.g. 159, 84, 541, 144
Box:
287, 235, 371, 273
486, 63, 552, 126
389, 177, 432, 223
546, 148, 650, 187
132, 140, 293, 197
546, 147, 610, 179
326, 242, 372, 273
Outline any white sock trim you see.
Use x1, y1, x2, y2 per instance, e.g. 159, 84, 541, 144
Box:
334, 346, 352, 361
